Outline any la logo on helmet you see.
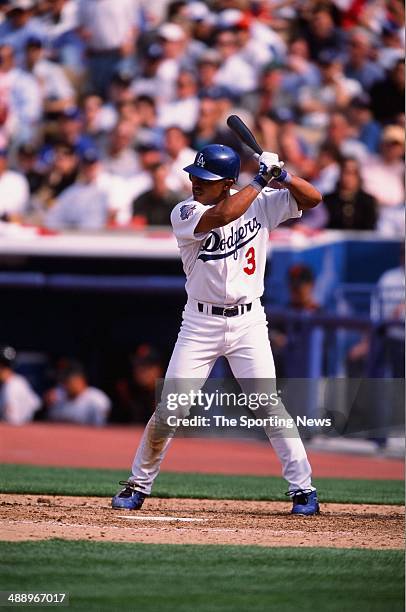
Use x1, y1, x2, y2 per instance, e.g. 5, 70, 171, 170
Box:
196, 153, 205, 167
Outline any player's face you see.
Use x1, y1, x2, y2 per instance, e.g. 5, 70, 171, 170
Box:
190, 174, 232, 205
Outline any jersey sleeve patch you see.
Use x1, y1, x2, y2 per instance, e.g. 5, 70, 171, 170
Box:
180, 204, 196, 220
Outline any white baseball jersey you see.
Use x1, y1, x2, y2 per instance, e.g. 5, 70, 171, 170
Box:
130, 187, 314, 497
170, 187, 302, 305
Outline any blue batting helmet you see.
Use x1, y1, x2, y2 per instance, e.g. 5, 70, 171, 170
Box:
183, 144, 240, 181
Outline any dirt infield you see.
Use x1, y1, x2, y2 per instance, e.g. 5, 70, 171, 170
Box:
1, 494, 403, 550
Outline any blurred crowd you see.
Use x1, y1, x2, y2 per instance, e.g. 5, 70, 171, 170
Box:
0, 0, 404, 235
0, 342, 165, 426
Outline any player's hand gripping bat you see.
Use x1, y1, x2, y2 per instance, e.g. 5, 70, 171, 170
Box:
226, 115, 283, 180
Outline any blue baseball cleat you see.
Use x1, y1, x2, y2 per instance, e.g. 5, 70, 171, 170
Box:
288, 489, 320, 516
112, 481, 147, 510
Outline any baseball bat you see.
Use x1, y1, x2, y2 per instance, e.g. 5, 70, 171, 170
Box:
226, 114, 282, 179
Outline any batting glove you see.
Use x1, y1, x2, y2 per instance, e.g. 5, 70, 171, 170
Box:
251, 151, 291, 191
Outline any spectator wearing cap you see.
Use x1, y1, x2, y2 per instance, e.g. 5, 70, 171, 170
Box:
155, 22, 188, 103
113, 138, 177, 225
44, 148, 128, 230
108, 68, 136, 107
24, 36, 75, 115
157, 69, 199, 133
0, 1, 46, 67
164, 126, 195, 196
184, 1, 217, 49
0, 345, 41, 425
0, 43, 42, 144
46, 364, 111, 426
344, 28, 384, 91
196, 49, 222, 91
77, 0, 139, 99
361, 125, 405, 235
200, 85, 236, 126
244, 2, 286, 61
348, 94, 382, 154
38, 0, 83, 77
298, 50, 362, 129
217, 9, 273, 78
33, 143, 79, 218
377, 21, 405, 71
57, 106, 95, 156
131, 42, 164, 102
113, 345, 164, 423
214, 28, 256, 96
0, 148, 30, 222
124, 138, 162, 200
166, 4, 210, 68
132, 161, 183, 226
102, 119, 140, 179
323, 157, 377, 231
369, 57, 404, 125
15, 143, 44, 195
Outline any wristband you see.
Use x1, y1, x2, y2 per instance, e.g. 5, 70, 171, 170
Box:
251, 174, 268, 191
277, 168, 292, 183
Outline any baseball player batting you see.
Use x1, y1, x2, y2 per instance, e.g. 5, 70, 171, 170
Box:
112, 143, 322, 515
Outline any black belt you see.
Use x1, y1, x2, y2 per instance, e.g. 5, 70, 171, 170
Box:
198, 303, 252, 317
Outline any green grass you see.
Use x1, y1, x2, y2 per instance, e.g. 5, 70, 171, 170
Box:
0, 540, 403, 612
0, 464, 404, 505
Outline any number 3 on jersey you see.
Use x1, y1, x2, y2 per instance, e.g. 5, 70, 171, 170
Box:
243, 247, 256, 275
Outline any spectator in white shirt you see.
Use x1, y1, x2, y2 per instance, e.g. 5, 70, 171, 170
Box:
131, 42, 164, 102
24, 36, 75, 115
312, 142, 341, 196
45, 148, 125, 230
214, 29, 256, 96
0, 345, 41, 426
38, 0, 82, 74
362, 125, 405, 208
221, 10, 274, 78
158, 70, 199, 132
156, 22, 188, 103
46, 364, 111, 426
362, 125, 405, 237
82, 93, 117, 150
324, 112, 369, 162
197, 49, 222, 91
299, 50, 362, 129
77, 0, 139, 98
0, 1, 46, 67
348, 246, 405, 378
0, 148, 30, 222
0, 43, 42, 144
164, 126, 195, 196
102, 119, 140, 178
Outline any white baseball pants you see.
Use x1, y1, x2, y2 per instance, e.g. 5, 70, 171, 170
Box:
130, 298, 314, 494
